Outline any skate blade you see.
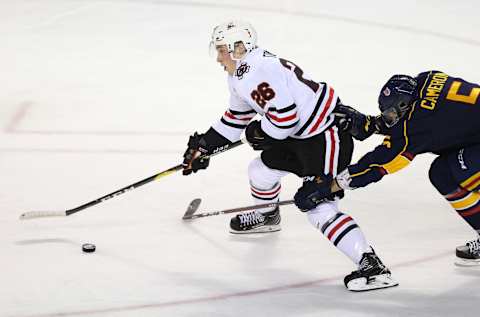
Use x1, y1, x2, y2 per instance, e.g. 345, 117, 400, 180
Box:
347, 274, 399, 292
455, 258, 480, 267
229, 224, 281, 234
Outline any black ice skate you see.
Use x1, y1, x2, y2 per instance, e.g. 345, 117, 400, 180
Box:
344, 249, 398, 292
455, 237, 480, 267
229, 207, 281, 234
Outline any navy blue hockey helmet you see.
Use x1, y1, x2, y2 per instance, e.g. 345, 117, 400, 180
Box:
378, 75, 417, 127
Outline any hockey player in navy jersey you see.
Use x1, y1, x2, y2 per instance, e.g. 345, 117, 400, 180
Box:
181, 20, 397, 291
294, 71, 480, 269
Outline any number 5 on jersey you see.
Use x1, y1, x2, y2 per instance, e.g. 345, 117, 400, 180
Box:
446, 81, 480, 105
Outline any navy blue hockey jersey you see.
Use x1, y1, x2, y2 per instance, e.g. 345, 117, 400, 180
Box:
348, 70, 480, 188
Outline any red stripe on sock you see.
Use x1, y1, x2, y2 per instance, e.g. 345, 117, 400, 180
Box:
251, 185, 281, 196
327, 216, 352, 241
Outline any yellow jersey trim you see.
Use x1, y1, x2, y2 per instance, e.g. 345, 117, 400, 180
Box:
451, 192, 480, 210
461, 171, 480, 191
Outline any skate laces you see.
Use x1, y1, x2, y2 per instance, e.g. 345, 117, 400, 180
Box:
466, 238, 480, 255
359, 252, 385, 272
238, 211, 265, 227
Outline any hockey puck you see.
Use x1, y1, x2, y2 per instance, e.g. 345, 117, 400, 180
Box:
82, 243, 96, 253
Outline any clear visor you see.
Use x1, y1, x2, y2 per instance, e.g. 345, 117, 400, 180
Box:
208, 40, 219, 58
208, 41, 246, 60
381, 106, 401, 128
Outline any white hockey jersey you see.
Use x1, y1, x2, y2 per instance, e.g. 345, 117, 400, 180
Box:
212, 48, 339, 142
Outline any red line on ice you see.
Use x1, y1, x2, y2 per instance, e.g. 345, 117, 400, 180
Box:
23, 251, 452, 317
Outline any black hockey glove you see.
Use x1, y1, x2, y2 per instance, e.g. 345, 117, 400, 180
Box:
182, 132, 210, 175
245, 120, 277, 151
372, 115, 389, 135
333, 104, 378, 141
182, 128, 232, 176
294, 175, 334, 212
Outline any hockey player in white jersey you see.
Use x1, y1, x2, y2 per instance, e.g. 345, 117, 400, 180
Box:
181, 20, 397, 291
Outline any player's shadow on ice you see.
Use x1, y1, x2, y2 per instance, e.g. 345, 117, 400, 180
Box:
14, 238, 77, 245
455, 266, 480, 277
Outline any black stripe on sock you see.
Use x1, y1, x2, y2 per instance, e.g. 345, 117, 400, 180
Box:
320, 212, 344, 234
251, 193, 280, 201
250, 183, 280, 192
333, 224, 359, 246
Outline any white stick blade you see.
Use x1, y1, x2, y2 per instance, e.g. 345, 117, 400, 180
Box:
19, 210, 67, 220
455, 258, 480, 267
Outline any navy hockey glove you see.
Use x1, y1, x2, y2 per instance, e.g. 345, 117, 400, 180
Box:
245, 120, 276, 151
182, 132, 210, 175
333, 104, 378, 141
294, 175, 334, 212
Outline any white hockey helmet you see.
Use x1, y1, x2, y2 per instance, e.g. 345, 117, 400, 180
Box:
209, 20, 258, 60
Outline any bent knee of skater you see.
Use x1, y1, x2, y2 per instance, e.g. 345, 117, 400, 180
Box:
306, 201, 338, 229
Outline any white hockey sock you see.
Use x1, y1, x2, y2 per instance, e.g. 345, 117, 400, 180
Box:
250, 182, 281, 213
248, 157, 289, 214
307, 201, 371, 264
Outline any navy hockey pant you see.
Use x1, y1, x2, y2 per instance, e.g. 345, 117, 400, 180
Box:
429, 143, 480, 232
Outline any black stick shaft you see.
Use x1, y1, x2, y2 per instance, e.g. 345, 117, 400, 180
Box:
64, 139, 245, 216
65, 166, 180, 216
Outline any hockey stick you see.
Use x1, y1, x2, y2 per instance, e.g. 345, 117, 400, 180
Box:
20, 139, 246, 220
182, 198, 295, 220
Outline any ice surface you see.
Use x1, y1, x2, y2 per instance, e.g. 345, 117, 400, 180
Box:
1, 1, 479, 316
